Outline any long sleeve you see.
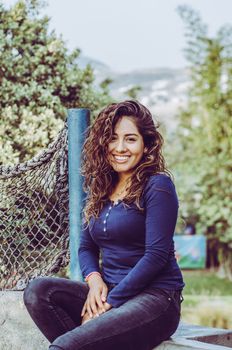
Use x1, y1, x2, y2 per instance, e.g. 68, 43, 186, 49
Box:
107, 175, 178, 307
78, 220, 100, 279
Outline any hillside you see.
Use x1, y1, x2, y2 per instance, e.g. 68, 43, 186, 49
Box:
79, 55, 190, 131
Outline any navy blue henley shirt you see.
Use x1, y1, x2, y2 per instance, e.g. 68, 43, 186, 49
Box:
78, 174, 185, 308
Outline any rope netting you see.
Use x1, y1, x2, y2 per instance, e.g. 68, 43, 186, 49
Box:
0, 123, 70, 290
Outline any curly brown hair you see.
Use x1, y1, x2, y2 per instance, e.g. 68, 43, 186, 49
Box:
81, 100, 171, 225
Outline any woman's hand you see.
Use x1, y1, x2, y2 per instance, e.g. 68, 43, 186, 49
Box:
81, 302, 112, 325
81, 274, 109, 319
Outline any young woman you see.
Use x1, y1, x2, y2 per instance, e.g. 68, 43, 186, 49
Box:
24, 100, 184, 350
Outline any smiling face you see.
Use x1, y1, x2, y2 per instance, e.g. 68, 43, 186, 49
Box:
107, 116, 146, 180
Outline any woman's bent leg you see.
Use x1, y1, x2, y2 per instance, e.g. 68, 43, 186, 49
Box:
49, 289, 182, 350
23, 277, 88, 343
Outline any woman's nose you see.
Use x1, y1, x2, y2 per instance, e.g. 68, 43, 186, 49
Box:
115, 140, 127, 152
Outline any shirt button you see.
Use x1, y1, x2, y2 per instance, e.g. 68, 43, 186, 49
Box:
103, 227, 106, 232
106, 213, 109, 217
109, 206, 112, 210
103, 220, 106, 224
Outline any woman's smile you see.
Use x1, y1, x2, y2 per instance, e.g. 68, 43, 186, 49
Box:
113, 155, 131, 163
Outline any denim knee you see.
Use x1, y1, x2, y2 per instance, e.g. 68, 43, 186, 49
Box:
23, 277, 50, 309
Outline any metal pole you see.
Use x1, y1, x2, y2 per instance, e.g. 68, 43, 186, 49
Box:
68, 108, 90, 280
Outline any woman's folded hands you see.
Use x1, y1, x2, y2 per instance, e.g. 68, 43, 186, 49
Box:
81, 274, 112, 325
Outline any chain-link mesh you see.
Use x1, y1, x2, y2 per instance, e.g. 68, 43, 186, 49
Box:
0, 123, 69, 290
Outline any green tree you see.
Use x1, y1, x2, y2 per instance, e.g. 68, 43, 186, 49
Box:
125, 85, 142, 99
0, 0, 111, 164
171, 6, 232, 278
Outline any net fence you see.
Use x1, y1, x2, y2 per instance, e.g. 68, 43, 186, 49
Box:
0, 123, 69, 291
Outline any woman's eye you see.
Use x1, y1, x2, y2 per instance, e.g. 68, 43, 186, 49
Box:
127, 138, 136, 142
110, 137, 136, 142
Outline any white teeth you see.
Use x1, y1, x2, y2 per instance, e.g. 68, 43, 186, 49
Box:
114, 156, 129, 160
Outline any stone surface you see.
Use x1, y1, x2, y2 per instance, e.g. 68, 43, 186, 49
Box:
0, 291, 232, 350
162, 323, 232, 350
0, 291, 49, 350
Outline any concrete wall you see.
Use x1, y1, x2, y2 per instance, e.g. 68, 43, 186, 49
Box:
0, 291, 232, 350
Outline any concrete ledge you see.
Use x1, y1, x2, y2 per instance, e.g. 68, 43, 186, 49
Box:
0, 291, 49, 350
158, 324, 232, 349
0, 292, 232, 350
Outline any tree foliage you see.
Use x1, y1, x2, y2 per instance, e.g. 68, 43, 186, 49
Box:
125, 85, 142, 99
0, 0, 111, 164
171, 6, 232, 277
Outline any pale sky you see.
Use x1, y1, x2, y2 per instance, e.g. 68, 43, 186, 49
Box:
3, 0, 232, 72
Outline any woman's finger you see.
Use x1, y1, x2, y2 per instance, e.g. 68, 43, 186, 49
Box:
101, 285, 108, 303
104, 302, 112, 311
86, 299, 93, 318
81, 311, 92, 325
95, 292, 105, 312
89, 293, 99, 315
81, 302, 87, 317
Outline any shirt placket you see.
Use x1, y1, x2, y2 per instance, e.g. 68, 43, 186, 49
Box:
103, 204, 112, 236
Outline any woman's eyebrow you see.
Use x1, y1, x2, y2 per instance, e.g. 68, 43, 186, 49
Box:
112, 133, 138, 136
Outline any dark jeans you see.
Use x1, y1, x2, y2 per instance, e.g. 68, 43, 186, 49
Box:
23, 277, 182, 350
